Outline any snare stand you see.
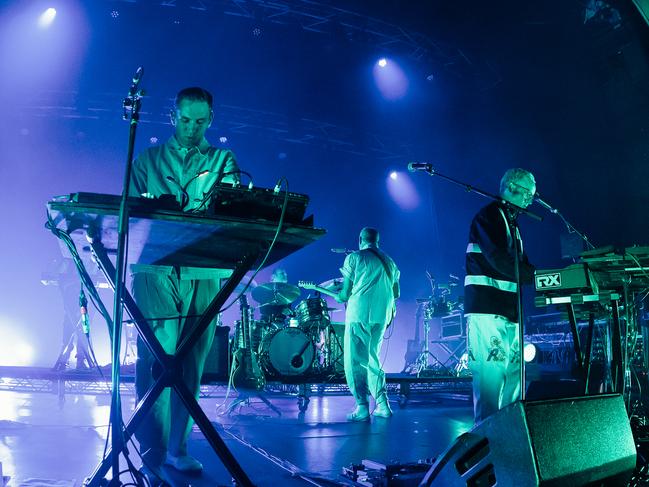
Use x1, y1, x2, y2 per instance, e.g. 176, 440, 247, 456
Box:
412, 316, 453, 377
223, 392, 282, 416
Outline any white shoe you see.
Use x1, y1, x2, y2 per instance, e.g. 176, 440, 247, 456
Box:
165, 453, 203, 473
373, 401, 393, 418
346, 405, 370, 422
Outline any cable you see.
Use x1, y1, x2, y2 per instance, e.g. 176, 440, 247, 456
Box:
191, 169, 255, 213
218, 177, 291, 314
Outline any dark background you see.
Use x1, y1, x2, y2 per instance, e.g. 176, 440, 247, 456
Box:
0, 0, 647, 370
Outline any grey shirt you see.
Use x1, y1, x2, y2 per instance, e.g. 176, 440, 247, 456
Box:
128, 135, 239, 280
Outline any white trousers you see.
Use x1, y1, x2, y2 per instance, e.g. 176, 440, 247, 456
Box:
344, 321, 388, 406
466, 314, 521, 423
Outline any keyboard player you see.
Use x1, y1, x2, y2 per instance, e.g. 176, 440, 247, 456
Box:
129, 87, 240, 483
464, 168, 537, 424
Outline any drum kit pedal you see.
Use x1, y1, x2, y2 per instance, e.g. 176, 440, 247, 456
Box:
230, 279, 345, 385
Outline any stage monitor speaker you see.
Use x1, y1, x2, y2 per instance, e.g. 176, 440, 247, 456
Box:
420, 394, 636, 487
202, 326, 230, 381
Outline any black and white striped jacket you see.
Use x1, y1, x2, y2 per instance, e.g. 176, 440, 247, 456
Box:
464, 201, 535, 323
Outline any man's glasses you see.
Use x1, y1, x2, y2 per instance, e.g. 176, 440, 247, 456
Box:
511, 182, 535, 199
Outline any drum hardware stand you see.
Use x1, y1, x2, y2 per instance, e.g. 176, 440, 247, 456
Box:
413, 318, 453, 377
223, 391, 282, 417
53, 316, 95, 371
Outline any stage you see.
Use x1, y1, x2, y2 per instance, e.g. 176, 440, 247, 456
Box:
0, 381, 473, 486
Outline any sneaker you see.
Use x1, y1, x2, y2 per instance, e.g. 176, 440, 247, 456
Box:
346, 405, 370, 422
373, 401, 393, 418
165, 453, 203, 473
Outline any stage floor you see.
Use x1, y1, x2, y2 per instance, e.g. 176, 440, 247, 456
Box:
0, 387, 473, 486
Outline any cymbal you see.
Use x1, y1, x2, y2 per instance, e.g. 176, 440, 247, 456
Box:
251, 282, 301, 306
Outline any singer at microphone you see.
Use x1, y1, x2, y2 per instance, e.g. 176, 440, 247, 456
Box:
407, 162, 433, 172
463, 168, 537, 424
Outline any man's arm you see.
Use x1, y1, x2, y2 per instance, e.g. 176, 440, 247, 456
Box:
336, 276, 353, 303
220, 150, 241, 184
128, 155, 148, 197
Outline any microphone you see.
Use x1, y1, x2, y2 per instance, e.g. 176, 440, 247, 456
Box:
407, 162, 433, 172
534, 192, 557, 214
129, 67, 143, 96
331, 248, 352, 254
79, 289, 90, 336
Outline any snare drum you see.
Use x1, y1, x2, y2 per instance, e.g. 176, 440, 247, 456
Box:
295, 298, 330, 329
259, 327, 315, 377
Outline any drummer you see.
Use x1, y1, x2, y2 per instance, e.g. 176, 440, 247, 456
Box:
258, 268, 294, 325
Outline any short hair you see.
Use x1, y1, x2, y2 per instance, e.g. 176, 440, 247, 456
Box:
175, 87, 213, 110
499, 168, 535, 195
271, 268, 288, 283
360, 227, 379, 245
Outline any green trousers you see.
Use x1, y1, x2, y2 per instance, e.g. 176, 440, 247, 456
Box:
132, 271, 218, 466
344, 321, 388, 406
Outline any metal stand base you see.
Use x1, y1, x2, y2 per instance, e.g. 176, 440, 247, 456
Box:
224, 392, 282, 417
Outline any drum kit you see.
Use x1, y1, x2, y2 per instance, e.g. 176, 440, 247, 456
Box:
231, 279, 345, 382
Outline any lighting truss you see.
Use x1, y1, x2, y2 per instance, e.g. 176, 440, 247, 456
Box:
19, 90, 414, 160
106, 0, 499, 85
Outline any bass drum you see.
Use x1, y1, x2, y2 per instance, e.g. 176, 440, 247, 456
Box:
259, 327, 315, 377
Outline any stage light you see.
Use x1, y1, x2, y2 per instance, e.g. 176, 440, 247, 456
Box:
373, 58, 409, 100
219, 136, 228, 144
386, 171, 420, 210
38, 7, 57, 28
0, 321, 34, 366
523, 343, 537, 363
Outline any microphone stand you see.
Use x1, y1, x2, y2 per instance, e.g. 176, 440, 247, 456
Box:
414, 166, 542, 402
534, 196, 596, 250
108, 67, 144, 484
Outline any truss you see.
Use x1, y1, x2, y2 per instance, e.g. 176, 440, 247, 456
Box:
19, 90, 413, 159
108, 0, 468, 68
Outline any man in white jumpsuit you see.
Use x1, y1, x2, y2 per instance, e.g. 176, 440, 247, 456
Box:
336, 227, 400, 421
129, 87, 239, 483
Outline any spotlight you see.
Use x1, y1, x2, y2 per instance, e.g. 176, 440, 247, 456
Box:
110, 10, 120, 19
523, 343, 537, 363
219, 136, 228, 144
389, 171, 398, 180
38, 7, 57, 28
373, 58, 409, 100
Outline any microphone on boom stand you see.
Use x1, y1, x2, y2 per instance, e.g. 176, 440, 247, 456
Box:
407, 162, 433, 173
